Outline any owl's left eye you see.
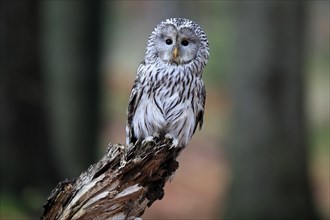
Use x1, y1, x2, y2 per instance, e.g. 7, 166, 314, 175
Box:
181, 40, 189, 46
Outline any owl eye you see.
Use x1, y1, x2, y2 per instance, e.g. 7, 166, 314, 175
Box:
165, 39, 173, 45
181, 40, 189, 46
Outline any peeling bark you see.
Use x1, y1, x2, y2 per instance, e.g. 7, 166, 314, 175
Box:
41, 138, 180, 220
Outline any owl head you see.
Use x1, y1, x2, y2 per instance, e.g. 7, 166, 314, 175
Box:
145, 18, 209, 68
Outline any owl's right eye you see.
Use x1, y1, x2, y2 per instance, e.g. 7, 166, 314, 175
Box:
165, 39, 173, 45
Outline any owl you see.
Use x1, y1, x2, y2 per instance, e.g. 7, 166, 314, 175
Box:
126, 18, 210, 149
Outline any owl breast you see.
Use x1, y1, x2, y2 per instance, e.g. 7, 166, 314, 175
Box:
131, 63, 202, 147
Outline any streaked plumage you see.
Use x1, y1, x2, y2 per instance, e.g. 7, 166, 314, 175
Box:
126, 18, 210, 149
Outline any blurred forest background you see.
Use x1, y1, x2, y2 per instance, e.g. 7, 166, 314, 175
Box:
0, 1, 329, 219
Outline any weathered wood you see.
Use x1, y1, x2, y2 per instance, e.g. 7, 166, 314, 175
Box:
41, 138, 180, 220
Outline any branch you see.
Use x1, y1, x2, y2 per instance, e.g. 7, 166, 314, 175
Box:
41, 138, 181, 220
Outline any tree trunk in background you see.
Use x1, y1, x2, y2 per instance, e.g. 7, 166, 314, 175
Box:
0, 0, 59, 197
40, 1, 101, 178
224, 2, 319, 220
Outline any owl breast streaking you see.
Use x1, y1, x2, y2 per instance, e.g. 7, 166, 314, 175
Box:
126, 18, 210, 149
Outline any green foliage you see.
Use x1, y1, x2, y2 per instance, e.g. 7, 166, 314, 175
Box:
0, 194, 29, 220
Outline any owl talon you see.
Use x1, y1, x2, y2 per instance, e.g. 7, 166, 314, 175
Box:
171, 138, 179, 148
164, 134, 172, 143
164, 134, 179, 148
142, 136, 156, 145
153, 136, 160, 143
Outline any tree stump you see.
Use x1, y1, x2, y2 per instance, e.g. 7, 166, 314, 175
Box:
41, 138, 180, 220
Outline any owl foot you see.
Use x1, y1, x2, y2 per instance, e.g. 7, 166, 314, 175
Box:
165, 134, 179, 148
142, 136, 158, 145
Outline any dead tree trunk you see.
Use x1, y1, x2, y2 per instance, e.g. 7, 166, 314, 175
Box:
41, 138, 180, 220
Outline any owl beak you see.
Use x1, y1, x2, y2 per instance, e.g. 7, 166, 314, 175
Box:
173, 47, 179, 59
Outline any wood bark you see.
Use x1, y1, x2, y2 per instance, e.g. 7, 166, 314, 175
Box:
41, 138, 180, 220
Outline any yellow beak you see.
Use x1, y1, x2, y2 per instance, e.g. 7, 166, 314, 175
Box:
173, 47, 179, 59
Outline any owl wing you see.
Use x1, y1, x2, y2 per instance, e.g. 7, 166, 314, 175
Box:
126, 61, 145, 145
193, 79, 206, 134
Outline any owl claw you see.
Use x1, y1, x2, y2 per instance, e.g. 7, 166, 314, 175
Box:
165, 134, 179, 148
142, 136, 157, 145
149, 132, 160, 143
171, 139, 179, 148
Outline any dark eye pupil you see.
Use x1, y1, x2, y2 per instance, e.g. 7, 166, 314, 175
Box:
165, 39, 172, 45
181, 40, 189, 46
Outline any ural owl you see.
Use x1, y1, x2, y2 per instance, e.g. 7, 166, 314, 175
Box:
126, 18, 210, 149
